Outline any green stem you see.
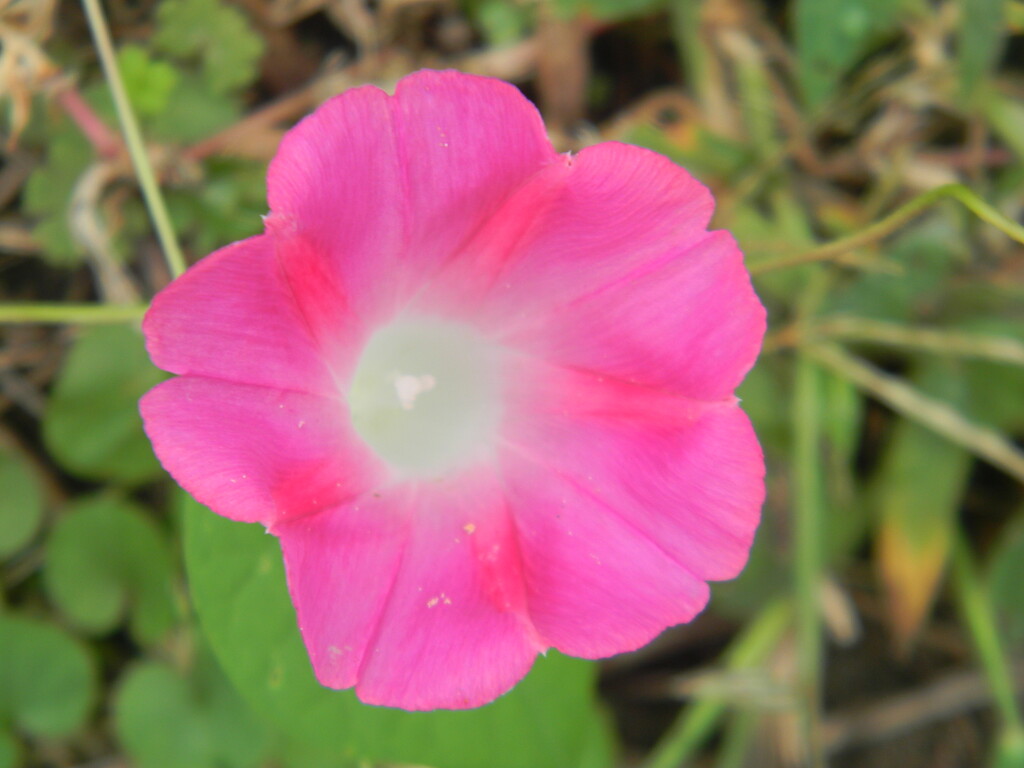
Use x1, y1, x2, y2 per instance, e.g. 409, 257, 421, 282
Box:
808, 343, 1024, 483
813, 317, 1024, 368
951, 535, 1024, 743
0, 303, 147, 325
80, 0, 187, 279
644, 600, 792, 768
793, 353, 827, 768
791, 272, 832, 768
750, 184, 1024, 275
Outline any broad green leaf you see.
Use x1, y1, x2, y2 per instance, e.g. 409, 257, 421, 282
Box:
44, 495, 176, 643
117, 45, 180, 118
115, 653, 270, 768
183, 495, 613, 768
957, 0, 1006, 107
43, 325, 164, 485
794, 0, 910, 111
0, 730, 16, 768
154, 0, 264, 95
0, 613, 95, 738
0, 447, 43, 559
874, 360, 972, 649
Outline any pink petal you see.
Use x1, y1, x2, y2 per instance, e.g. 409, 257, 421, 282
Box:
415, 141, 715, 325
509, 230, 766, 401
143, 235, 337, 396
501, 448, 711, 658
273, 490, 413, 691
503, 361, 764, 585
140, 376, 385, 525
266, 71, 556, 322
354, 471, 542, 710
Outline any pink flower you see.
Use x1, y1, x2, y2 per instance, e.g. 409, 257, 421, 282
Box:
140, 70, 766, 711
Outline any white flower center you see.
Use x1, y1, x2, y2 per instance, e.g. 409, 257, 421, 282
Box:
348, 317, 500, 478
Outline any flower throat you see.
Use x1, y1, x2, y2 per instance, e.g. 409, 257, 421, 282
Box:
348, 317, 500, 478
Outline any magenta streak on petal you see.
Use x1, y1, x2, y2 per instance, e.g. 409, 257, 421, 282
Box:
141, 376, 385, 527
143, 235, 337, 397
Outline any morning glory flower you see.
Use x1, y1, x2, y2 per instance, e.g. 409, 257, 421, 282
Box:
141, 69, 766, 710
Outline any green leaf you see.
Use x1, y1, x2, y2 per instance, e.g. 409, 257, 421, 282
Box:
0, 613, 95, 738
22, 124, 93, 266
822, 371, 869, 563
874, 360, 972, 649
182, 495, 614, 768
154, 0, 263, 95
988, 510, 1024, 645
552, 0, 664, 20
957, 0, 1006, 107
828, 215, 965, 323
962, 319, 1024, 433
153, 72, 243, 143
168, 159, 265, 253
115, 652, 271, 768
43, 325, 165, 485
0, 447, 44, 559
794, 0, 910, 111
117, 44, 180, 118
986, 94, 1024, 161
475, 0, 531, 47
44, 494, 177, 643
0, 730, 17, 768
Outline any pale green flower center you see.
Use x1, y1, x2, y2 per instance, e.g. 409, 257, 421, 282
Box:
348, 317, 500, 478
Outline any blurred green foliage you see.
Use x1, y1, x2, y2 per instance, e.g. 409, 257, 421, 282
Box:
43, 325, 164, 485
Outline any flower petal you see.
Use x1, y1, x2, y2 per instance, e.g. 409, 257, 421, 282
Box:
274, 490, 412, 691
143, 235, 337, 396
415, 141, 715, 325
508, 230, 766, 401
354, 471, 541, 710
502, 360, 763, 585
267, 71, 556, 322
140, 376, 385, 525
502, 448, 711, 658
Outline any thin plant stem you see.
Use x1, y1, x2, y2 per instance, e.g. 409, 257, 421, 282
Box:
808, 343, 1024, 483
644, 600, 792, 768
714, 710, 759, 768
790, 271, 832, 768
0, 303, 148, 325
750, 183, 1024, 275
80, 0, 187, 279
951, 535, 1024, 746
793, 353, 827, 768
812, 317, 1024, 367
